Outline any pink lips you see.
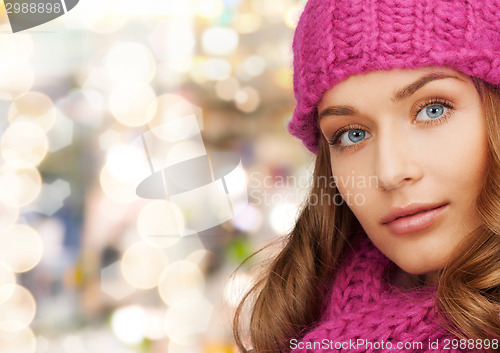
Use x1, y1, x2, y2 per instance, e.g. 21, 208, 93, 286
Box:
381, 203, 449, 235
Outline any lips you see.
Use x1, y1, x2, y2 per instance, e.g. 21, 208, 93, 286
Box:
381, 202, 449, 225
380, 202, 449, 235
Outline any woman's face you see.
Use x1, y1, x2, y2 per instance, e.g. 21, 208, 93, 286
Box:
318, 67, 488, 275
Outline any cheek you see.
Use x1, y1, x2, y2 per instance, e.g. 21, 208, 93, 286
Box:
462, 130, 489, 184
330, 157, 375, 220
425, 118, 488, 189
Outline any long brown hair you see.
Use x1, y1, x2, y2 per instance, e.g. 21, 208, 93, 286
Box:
233, 79, 500, 353
437, 80, 500, 342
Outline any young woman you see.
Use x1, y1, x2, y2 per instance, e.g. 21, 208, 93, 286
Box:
234, 0, 500, 352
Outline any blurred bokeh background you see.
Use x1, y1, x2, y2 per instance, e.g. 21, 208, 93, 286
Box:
0, 0, 315, 352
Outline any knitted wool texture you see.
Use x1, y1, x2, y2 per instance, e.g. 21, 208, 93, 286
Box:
290, 237, 488, 353
288, 0, 500, 154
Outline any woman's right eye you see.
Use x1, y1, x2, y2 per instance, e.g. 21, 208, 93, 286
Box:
327, 124, 371, 151
328, 124, 372, 152
328, 124, 372, 149
339, 129, 371, 146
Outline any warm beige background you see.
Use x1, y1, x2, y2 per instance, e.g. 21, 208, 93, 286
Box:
0, 1, 315, 352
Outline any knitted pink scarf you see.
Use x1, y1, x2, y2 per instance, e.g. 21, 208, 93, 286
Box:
289, 237, 490, 353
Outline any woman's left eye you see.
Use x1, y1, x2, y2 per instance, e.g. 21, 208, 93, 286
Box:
415, 104, 449, 122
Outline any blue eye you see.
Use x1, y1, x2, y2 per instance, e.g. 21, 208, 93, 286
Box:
415, 104, 449, 121
339, 129, 371, 146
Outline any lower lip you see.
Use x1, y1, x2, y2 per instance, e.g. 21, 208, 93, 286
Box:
384, 204, 448, 235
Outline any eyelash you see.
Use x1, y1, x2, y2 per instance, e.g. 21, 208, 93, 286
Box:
326, 97, 455, 153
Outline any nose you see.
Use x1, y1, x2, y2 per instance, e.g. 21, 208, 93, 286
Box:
375, 124, 423, 191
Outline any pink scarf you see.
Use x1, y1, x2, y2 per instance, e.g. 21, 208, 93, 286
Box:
289, 237, 490, 353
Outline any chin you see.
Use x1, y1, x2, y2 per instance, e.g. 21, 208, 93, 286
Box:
396, 261, 442, 276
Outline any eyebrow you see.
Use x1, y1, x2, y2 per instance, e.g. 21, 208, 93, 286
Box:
318, 73, 465, 120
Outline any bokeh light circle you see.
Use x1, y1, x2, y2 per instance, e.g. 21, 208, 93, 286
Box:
185, 249, 213, 271
0, 285, 36, 332
144, 308, 167, 340
232, 13, 262, 34
235, 87, 261, 113
270, 202, 299, 235
0, 225, 43, 273
137, 200, 184, 247
0, 35, 32, 67
8, 92, 57, 132
158, 261, 204, 306
0, 262, 15, 305
99, 164, 139, 203
0, 198, 19, 233
61, 0, 126, 33
105, 144, 148, 183
151, 94, 195, 123
285, 4, 305, 28
223, 272, 254, 308
149, 116, 200, 143
0, 167, 42, 207
0, 62, 34, 101
164, 294, 213, 345
111, 306, 147, 345
232, 204, 262, 232
121, 242, 169, 289
104, 42, 156, 84
201, 27, 239, 56
202, 59, 231, 81
239, 55, 266, 78
0, 326, 36, 353
109, 82, 158, 127
1, 122, 48, 168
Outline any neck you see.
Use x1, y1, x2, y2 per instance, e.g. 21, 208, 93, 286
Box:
424, 270, 440, 285
389, 267, 440, 289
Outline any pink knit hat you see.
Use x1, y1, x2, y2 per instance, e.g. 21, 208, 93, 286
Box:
288, 0, 500, 154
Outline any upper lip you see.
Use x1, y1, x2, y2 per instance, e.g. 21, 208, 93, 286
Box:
381, 202, 448, 224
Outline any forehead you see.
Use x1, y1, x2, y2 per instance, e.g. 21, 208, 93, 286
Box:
320, 66, 472, 105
